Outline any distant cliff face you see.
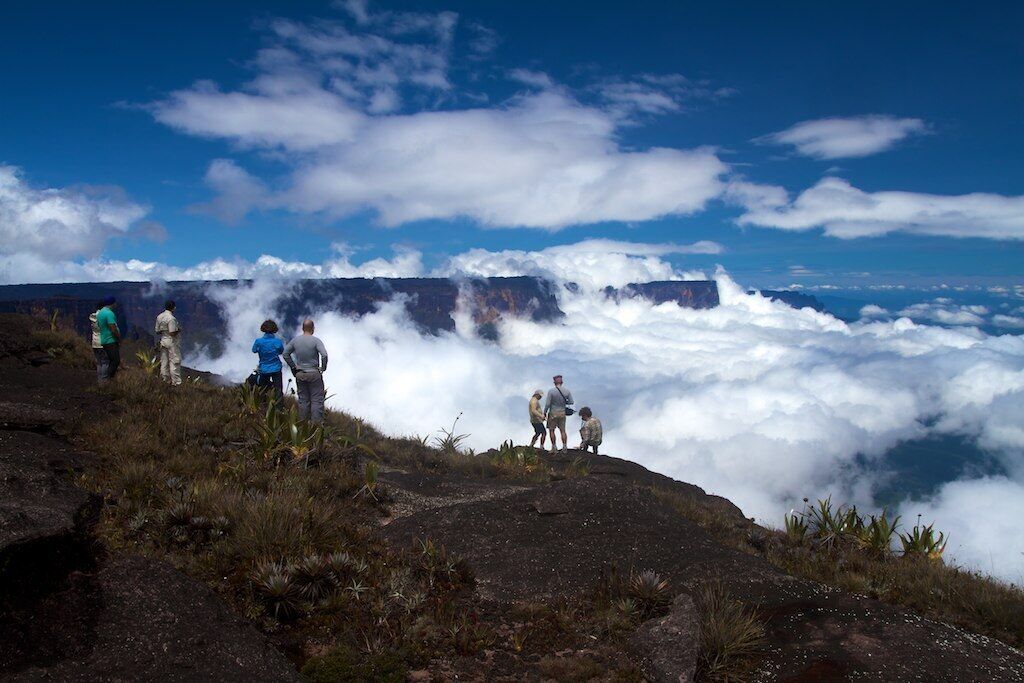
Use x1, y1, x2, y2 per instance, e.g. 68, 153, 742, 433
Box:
0, 277, 736, 353
752, 289, 827, 312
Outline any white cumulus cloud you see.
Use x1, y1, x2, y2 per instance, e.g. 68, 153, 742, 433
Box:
147, 7, 728, 230
757, 115, 928, 159
0, 165, 150, 261
732, 177, 1024, 240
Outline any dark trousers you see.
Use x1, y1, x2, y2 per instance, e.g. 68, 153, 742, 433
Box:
261, 370, 284, 404
102, 343, 120, 380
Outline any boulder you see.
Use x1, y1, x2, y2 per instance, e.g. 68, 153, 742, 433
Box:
630, 593, 700, 683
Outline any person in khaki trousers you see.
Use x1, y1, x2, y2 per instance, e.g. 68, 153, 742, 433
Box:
154, 300, 182, 386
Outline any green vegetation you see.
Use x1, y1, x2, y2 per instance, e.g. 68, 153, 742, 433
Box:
696, 581, 766, 681
655, 487, 1024, 649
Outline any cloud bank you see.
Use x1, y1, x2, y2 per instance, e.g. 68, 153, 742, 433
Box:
758, 115, 928, 159
191, 247, 1024, 584
732, 177, 1024, 240
0, 165, 151, 262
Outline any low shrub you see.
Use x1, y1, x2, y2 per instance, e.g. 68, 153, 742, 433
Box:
695, 581, 765, 681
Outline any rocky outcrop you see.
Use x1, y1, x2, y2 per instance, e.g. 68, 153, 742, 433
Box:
0, 277, 565, 353
0, 319, 298, 680
7, 556, 300, 682
630, 593, 700, 683
381, 472, 1024, 681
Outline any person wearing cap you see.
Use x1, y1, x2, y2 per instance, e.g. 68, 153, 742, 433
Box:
528, 389, 546, 449
544, 374, 574, 453
154, 300, 182, 386
95, 296, 121, 381
88, 301, 109, 383
578, 407, 603, 454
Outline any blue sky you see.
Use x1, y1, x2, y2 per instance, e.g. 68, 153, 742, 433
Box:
1, 0, 1022, 287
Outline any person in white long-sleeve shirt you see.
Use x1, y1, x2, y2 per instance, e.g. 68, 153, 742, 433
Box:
154, 300, 182, 386
544, 374, 574, 453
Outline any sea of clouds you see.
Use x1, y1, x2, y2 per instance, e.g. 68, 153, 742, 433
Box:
188, 243, 1024, 584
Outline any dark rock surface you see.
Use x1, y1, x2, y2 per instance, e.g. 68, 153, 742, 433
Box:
381, 474, 1024, 681
752, 289, 827, 312
0, 317, 298, 681
630, 593, 700, 683
611, 280, 721, 309
7, 556, 300, 682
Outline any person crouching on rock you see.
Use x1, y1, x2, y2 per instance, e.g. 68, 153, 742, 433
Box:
252, 319, 285, 403
285, 319, 328, 423
529, 389, 546, 449
544, 374, 574, 453
578, 407, 602, 455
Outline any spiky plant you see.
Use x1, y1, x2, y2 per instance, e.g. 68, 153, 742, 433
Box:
251, 559, 300, 619
433, 413, 469, 454
628, 570, 672, 616
135, 349, 160, 375
162, 501, 194, 543
565, 456, 590, 478
354, 461, 381, 501
345, 578, 369, 600
856, 511, 900, 557
784, 509, 809, 543
806, 496, 856, 551
255, 403, 287, 460
210, 515, 232, 539
326, 550, 354, 584
696, 581, 766, 680
238, 382, 262, 416
900, 519, 948, 561
127, 509, 150, 535
188, 515, 213, 542
615, 597, 640, 622
291, 553, 335, 602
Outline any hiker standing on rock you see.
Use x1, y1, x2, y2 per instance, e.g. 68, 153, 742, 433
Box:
284, 319, 328, 423
528, 389, 546, 449
578, 407, 603, 454
95, 297, 121, 381
252, 319, 285, 403
544, 374, 574, 453
89, 301, 109, 383
154, 300, 182, 386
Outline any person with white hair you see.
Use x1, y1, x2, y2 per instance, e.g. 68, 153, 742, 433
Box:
528, 388, 546, 449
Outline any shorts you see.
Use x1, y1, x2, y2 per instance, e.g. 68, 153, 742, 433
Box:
532, 422, 545, 436
546, 413, 566, 429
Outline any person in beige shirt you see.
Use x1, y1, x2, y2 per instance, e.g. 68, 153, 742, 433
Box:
528, 389, 546, 449
154, 300, 182, 386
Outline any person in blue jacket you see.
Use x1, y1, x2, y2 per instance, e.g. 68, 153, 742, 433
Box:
252, 319, 285, 402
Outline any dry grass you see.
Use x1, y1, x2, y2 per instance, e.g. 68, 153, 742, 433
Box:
695, 581, 765, 681
79, 369, 483, 674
